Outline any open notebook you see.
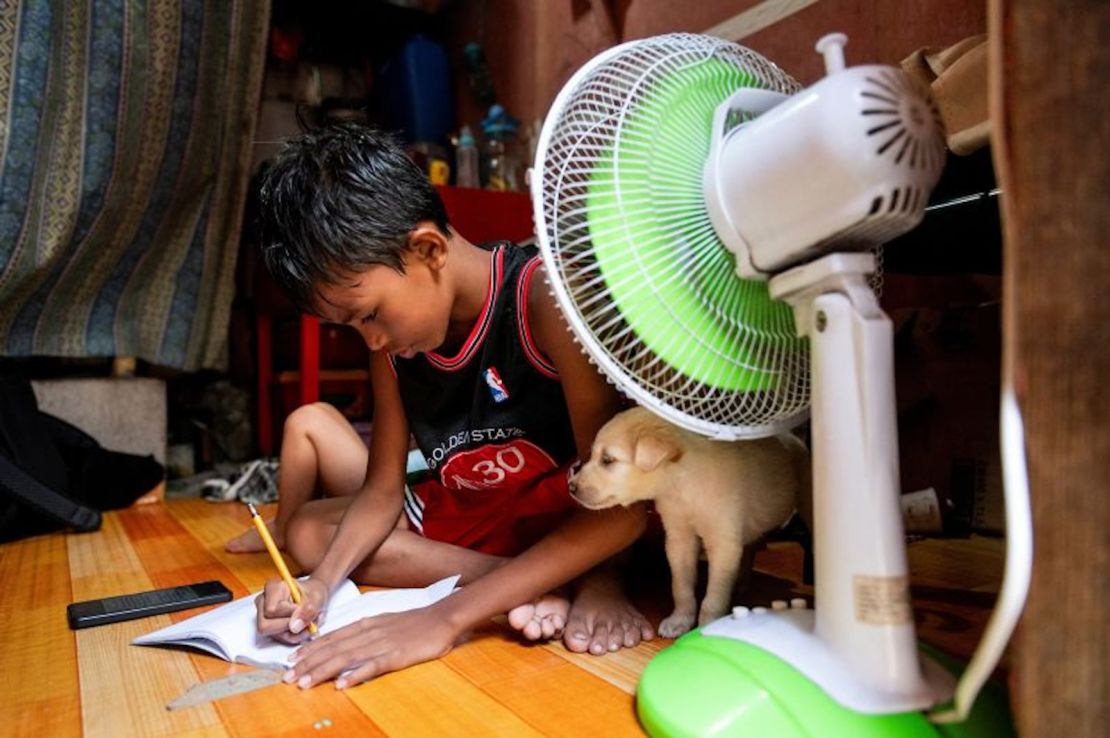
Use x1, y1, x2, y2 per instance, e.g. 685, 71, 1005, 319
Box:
133, 575, 459, 670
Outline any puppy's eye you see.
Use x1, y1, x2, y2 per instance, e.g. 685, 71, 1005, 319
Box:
600, 453, 614, 467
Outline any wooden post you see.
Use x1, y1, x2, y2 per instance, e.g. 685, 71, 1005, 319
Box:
989, 2, 1110, 736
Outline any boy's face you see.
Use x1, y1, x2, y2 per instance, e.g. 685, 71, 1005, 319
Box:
313, 245, 452, 358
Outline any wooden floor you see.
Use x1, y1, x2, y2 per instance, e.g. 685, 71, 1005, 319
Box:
0, 498, 1004, 738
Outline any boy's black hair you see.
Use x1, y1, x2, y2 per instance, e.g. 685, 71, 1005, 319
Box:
257, 123, 450, 313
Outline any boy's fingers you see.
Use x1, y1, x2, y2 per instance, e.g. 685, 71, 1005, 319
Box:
256, 606, 294, 637
336, 659, 388, 690
298, 651, 357, 688
255, 594, 304, 639
289, 579, 330, 633
268, 627, 312, 645
261, 580, 295, 617
288, 626, 380, 686
289, 603, 318, 634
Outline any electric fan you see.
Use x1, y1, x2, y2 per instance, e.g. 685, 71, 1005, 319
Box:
532, 33, 1028, 737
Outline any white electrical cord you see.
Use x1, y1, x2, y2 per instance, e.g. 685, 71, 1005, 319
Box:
929, 386, 1033, 723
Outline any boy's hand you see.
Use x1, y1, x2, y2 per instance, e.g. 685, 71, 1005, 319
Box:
255, 577, 329, 644
283, 602, 459, 689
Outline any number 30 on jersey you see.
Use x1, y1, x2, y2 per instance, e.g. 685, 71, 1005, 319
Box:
440, 440, 557, 491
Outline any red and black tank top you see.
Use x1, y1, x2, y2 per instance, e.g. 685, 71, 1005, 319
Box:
391, 243, 577, 492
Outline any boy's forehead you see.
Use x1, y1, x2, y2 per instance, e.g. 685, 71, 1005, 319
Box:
312, 271, 376, 321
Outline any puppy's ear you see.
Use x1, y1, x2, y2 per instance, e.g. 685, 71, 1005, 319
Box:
633, 432, 682, 472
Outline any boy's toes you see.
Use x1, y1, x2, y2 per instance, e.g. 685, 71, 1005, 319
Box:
589, 622, 615, 655
510, 593, 570, 642
563, 612, 593, 653
522, 618, 543, 641
608, 629, 626, 653
539, 613, 565, 640
507, 603, 537, 632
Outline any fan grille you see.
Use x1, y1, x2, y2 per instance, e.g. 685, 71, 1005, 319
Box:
535, 34, 810, 439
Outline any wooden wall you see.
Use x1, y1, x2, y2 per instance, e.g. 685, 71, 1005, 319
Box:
445, 0, 987, 127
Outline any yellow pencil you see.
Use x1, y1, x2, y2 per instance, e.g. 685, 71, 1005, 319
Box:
246, 502, 318, 635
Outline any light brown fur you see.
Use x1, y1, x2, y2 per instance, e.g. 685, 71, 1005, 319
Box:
571, 407, 808, 637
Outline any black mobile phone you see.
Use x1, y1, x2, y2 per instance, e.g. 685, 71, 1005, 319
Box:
66, 580, 233, 630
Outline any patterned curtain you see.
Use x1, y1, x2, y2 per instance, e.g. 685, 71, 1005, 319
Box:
0, 0, 270, 370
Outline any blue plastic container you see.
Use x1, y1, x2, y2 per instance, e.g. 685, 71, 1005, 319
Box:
380, 34, 454, 143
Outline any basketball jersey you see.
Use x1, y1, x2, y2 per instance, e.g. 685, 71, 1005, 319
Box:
390, 243, 579, 554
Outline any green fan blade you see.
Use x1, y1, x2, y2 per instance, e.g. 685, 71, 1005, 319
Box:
585, 57, 803, 392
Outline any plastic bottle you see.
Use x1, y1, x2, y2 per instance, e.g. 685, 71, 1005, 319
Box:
455, 126, 480, 188
381, 35, 454, 143
481, 104, 522, 192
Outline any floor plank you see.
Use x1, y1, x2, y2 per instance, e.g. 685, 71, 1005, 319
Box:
0, 534, 81, 738
345, 657, 545, 737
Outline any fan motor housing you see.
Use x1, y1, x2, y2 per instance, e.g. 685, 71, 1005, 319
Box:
706, 65, 946, 278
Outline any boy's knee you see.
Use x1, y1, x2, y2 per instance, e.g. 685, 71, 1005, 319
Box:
283, 402, 339, 439
285, 508, 327, 569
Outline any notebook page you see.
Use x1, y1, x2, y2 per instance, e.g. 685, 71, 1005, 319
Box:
318, 575, 460, 632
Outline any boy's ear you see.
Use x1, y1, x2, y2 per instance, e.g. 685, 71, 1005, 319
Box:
407, 223, 449, 271
633, 432, 681, 472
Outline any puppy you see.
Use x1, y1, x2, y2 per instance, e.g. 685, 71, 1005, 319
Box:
571, 406, 807, 638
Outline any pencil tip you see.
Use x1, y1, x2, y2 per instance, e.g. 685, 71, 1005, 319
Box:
246, 502, 258, 516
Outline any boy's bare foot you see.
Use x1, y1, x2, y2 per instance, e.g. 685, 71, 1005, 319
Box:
507, 592, 570, 641
225, 519, 282, 553
564, 573, 654, 655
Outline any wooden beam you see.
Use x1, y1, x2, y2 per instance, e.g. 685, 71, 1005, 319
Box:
989, 1, 1110, 736
703, 0, 819, 41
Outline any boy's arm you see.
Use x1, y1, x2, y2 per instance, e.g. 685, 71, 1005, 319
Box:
529, 269, 625, 458
283, 266, 647, 685
261, 349, 410, 637
310, 349, 410, 589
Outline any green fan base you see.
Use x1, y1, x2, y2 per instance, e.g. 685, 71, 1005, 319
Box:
637, 632, 1016, 738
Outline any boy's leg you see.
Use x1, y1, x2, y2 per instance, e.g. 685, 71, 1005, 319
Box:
227, 403, 367, 552
288, 497, 653, 651
285, 496, 508, 587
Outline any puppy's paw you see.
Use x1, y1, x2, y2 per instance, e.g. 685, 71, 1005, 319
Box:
658, 612, 696, 638
697, 605, 729, 627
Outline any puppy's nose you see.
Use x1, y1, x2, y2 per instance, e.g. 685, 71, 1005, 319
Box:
567, 459, 583, 493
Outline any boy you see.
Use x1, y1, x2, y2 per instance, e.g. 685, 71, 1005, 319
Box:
253, 123, 654, 690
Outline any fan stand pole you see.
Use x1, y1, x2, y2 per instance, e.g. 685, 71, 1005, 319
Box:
767, 252, 946, 710
701, 254, 951, 712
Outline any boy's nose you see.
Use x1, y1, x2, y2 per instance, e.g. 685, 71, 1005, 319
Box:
359, 327, 388, 352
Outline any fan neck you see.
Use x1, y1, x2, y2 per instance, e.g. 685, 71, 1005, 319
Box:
769, 253, 881, 336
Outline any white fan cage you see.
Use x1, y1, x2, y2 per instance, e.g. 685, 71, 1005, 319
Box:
533, 33, 810, 440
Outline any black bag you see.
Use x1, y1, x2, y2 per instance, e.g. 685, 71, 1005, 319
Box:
0, 374, 165, 543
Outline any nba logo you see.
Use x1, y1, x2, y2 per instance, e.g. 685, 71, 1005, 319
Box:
483, 366, 510, 403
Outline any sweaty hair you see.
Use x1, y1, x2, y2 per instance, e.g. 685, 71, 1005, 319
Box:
257, 123, 450, 313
